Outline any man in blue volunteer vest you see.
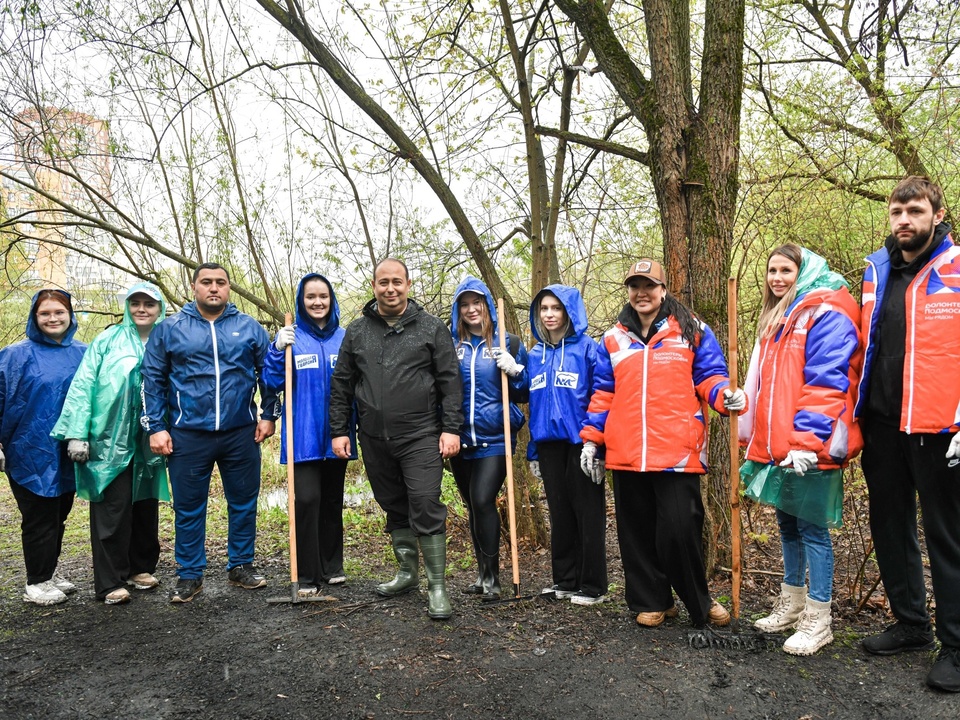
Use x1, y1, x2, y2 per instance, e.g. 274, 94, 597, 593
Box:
142, 263, 279, 603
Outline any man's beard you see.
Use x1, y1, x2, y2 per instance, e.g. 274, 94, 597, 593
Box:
898, 222, 935, 253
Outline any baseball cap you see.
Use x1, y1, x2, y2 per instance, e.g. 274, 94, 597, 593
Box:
127, 284, 163, 302
624, 259, 666, 286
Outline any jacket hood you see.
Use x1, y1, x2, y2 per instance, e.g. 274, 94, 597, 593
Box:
123, 281, 168, 332
26, 289, 79, 346
786, 247, 849, 314
530, 284, 588, 343
451, 276, 498, 343
295, 273, 341, 339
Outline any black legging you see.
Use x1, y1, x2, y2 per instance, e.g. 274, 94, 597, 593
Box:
450, 455, 506, 558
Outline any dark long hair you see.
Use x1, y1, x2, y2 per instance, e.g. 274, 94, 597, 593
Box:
663, 292, 701, 347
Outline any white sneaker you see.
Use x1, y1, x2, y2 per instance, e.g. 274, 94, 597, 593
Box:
783, 596, 834, 656
53, 575, 77, 595
24, 580, 68, 606
754, 582, 806, 632
570, 592, 606, 606
541, 584, 576, 599
128, 573, 159, 590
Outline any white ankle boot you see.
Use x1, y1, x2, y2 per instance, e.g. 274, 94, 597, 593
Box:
783, 596, 833, 655
754, 583, 806, 632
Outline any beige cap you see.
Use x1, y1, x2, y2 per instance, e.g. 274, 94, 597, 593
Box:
624, 259, 666, 286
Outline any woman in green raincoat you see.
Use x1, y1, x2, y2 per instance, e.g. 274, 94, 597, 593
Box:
52, 282, 169, 605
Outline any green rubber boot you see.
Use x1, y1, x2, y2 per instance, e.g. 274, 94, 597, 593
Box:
376, 528, 420, 597
418, 534, 452, 620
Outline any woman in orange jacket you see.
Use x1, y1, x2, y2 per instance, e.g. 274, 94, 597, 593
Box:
580, 259, 745, 629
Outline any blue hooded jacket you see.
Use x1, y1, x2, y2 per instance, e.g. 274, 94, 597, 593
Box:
262, 273, 357, 462
450, 276, 527, 459
526, 285, 598, 460
0, 290, 86, 496
141, 300, 279, 433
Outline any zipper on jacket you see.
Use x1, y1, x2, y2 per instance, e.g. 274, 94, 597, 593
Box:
640, 342, 649, 471
210, 319, 221, 431
468, 341, 481, 446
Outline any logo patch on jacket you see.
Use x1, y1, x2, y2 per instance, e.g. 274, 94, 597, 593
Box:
531, 372, 547, 391
295, 354, 320, 370
555, 372, 579, 388
329, 354, 338, 368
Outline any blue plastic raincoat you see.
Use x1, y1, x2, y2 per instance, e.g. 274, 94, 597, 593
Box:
0, 290, 85, 497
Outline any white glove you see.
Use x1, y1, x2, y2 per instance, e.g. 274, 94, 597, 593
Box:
491, 347, 524, 378
946, 431, 960, 459
580, 441, 598, 477
590, 456, 606, 485
779, 450, 819, 476
275, 325, 296, 350
529, 460, 542, 480
0, 446, 5, 473
67, 439, 90, 463
723, 388, 746, 413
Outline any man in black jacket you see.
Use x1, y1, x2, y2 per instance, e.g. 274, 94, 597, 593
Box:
330, 258, 462, 619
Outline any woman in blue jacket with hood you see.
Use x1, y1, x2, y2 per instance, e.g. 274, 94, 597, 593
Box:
0, 289, 86, 605
527, 285, 607, 605
450, 276, 528, 599
263, 273, 356, 594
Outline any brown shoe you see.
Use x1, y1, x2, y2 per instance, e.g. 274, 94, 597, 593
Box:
708, 600, 731, 627
636, 604, 679, 627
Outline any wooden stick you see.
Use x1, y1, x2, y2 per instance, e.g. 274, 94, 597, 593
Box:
284, 312, 298, 588
727, 277, 741, 620
497, 298, 522, 597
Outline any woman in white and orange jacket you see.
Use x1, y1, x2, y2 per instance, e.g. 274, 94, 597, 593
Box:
580, 259, 745, 629
739, 244, 862, 656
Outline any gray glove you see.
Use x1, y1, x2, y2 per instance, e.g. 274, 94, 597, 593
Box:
590, 456, 606, 485
779, 450, 818, 476
491, 347, 524, 377
0, 445, 5, 473
528, 460, 542, 481
275, 325, 296, 350
723, 388, 747, 412
67, 439, 90, 463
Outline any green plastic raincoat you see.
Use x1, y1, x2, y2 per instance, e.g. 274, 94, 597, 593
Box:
51, 282, 170, 503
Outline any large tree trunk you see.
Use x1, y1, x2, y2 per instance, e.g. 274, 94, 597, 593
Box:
553, 0, 746, 573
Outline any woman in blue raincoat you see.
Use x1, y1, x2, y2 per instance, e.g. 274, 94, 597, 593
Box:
263, 273, 356, 595
53, 282, 170, 605
0, 289, 86, 606
526, 285, 607, 605
449, 276, 528, 599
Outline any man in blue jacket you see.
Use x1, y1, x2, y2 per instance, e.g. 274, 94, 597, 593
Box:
142, 263, 279, 603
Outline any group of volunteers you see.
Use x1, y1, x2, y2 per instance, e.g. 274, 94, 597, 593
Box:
0, 176, 958, 693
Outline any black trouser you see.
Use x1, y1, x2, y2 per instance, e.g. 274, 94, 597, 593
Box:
8, 477, 74, 585
538, 441, 608, 597
89, 463, 160, 599
360, 432, 447, 536
293, 459, 348, 585
450, 454, 505, 561
613, 470, 711, 625
861, 420, 960, 648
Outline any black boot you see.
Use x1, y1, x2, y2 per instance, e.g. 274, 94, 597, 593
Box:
479, 550, 500, 600
418, 534, 452, 620
376, 528, 419, 597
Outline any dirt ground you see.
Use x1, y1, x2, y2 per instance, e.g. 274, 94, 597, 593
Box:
1, 496, 958, 720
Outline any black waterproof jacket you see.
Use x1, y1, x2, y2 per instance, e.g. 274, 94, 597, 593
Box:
329, 298, 463, 440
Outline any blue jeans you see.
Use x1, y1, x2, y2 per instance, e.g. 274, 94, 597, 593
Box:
168, 425, 262, 579
777, 509, 834, 602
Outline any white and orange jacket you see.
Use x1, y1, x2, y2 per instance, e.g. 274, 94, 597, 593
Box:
857, 232, 960, 433
580, 312, 734, 474
740, 286, 863, 469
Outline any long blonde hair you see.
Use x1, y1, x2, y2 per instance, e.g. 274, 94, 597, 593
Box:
757, 244, 803, 339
